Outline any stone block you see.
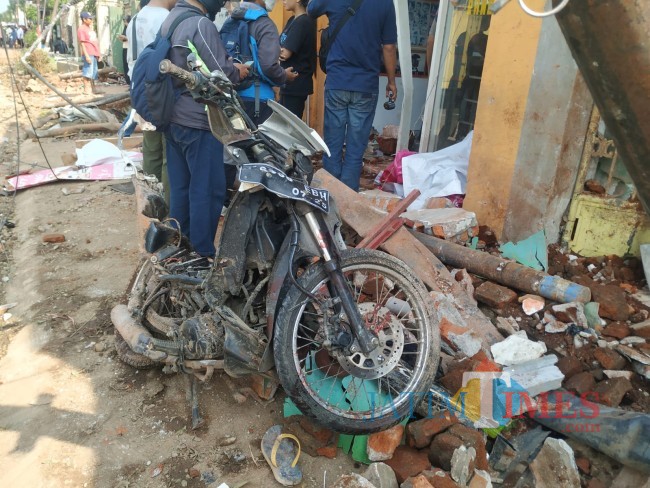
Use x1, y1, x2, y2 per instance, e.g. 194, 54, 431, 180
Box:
446, 424, 488, 471
551, 302, 587, 328
385, 446, 432, 484
474, 282, 518, 309
529, 438, 580, 488
368, 424, 405, 462
503, 355, 564, 397
364, 462, 399, 488
593, 377, 633, 407
603, 370, 633, 380
450, 446, 476, 486
406, 413, 458, 449
330, 473, 377, 488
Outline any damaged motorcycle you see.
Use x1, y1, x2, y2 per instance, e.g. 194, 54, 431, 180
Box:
112, 55, 441, 434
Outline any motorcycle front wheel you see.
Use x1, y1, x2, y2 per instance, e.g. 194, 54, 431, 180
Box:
274, 248, 440, 434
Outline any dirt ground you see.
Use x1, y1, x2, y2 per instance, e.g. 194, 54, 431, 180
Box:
0, 50, 356, 487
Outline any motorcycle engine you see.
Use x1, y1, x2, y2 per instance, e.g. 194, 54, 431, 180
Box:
179, 314, 225, 360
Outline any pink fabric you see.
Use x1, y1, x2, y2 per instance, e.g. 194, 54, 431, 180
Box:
379, 150, 416, 187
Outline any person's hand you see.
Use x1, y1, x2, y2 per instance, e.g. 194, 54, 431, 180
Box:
235, 63, 249, 79
117, 34, 127, 42
273, 86, 281, 102
386, 81, 398, 101
285, 67, 298, 82
85, 55, 92, 63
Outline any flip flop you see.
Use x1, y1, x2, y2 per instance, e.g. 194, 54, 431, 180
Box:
261, 425, 302, 486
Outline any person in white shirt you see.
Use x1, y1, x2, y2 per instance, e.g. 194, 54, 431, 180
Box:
126, 0, 177, 203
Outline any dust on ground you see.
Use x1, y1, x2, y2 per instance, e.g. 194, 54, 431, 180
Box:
0, 49, 356, 487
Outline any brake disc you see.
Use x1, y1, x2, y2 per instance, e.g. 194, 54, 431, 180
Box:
334, 302, 405, 380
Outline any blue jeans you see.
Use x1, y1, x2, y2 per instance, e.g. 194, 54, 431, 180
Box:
323, 89, 378, 191
165, 123, 226, 257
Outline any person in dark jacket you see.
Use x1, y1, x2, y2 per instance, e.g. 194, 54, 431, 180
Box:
279, 0, 316, 119
161, 0, 249, 257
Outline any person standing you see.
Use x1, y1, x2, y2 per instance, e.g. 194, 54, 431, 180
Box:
16, 25, 24, 48
279, 0, 315, 119
308, 0, 397, 191
77, 12, 101, 94
126, 0, 175, 203
162, 0, 248, 257
117, 15, 131, 84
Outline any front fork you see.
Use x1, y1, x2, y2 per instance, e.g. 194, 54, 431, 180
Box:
303, 212, 379, 355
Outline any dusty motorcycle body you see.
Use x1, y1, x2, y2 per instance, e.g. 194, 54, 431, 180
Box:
113, 59, 440, 433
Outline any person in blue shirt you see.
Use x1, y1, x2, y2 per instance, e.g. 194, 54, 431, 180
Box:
308, 0, 397, 191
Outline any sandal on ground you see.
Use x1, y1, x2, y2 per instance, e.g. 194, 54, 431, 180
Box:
261, 425, 302, 486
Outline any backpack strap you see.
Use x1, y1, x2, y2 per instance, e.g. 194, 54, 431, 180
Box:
324, 0, 364, 54
162, 10, 202, 41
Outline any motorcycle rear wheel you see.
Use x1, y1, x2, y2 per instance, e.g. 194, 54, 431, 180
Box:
274, 248, 440, 434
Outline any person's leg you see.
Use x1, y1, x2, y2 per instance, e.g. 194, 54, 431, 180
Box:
322, 89, 351, 181
339, 91, 378, 191
91, 56, 98, 93
165, 124, 192, 240
280, 94, 307, 119
122, 48, 130, 85
184, 130, 226, 257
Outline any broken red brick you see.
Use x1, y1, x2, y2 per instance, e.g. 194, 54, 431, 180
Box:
556, 356, 584, 380
250, 375, 277, 401
315, 445, 337, 459
575, 457, 590, 474
631, 321, 650, 339
42, 233, 65, 243
602, 322, 632, 339
384, 445, 432, 483
470, 350, 501, 373
188, 468, 200, 478
422, 468, 460, 488
428, 433, 464, 471
406, 412, 459, 449
584, 179, 606, 194
474, 282, 518, 309
593, 377, 633, 407
297, 417, 335, 445
563, 371, 596, 395
446, 424, 489, 471
367, 423, 404, 461
401, 475, 436, 488
594, 348, 628, 370
424, 197, 454, 209
590, 285, 630, 321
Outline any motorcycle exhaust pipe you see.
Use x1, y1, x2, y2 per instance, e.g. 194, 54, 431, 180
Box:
111, 304, 169, 362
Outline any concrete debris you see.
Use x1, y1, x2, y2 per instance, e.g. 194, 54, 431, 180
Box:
400, 208, 478, 242
468, 470, 492, 488
61, 186, 86, 196
495, 316, 520, 336
400, 475, 435, 488
611, 466, 650, 488
631, 320, 650, 338
361, 189, 403, 213
620, 336, 646, 346
520, 294, 545, 315
603, 370, 634, 380
640, 244, 650, 288
428, 434, 463, 472
450, 445, 476, 487
529, 438, 581, 488
420, 469, 459, 488
330, 473, 377, 488
363, 463, 399, 488
616, 344, 650, 365
491, 333, 547, 366
544, 313, 569, 334
503, 355, 564, 397
551, 302, 588, 328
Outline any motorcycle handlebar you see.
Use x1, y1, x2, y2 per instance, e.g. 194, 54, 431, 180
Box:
159, 60, 199, 90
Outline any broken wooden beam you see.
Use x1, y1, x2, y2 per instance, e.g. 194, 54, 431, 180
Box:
315, 169, 504, 357
411, 231, 591, 303
58, 66, 116, 80
44, 92, 131, 109
27, 122, 141, 139
357, 189, 420, 249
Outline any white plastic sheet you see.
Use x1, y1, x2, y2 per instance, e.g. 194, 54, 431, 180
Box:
402, 131, 473, 210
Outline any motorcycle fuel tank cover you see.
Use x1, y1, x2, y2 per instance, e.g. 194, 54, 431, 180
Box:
239, 164, 330, 213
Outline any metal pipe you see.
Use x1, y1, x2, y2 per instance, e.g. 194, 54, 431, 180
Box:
412, 231, 591, 303
554, 0, 650, 215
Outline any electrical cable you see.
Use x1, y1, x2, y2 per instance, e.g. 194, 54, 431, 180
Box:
518, 0, 570, 18
2, 41, 61, 196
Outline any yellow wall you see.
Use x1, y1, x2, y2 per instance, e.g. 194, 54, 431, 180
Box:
462, 0, 545, 237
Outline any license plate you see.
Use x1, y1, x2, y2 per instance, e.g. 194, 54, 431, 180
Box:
239, 164, 330, 213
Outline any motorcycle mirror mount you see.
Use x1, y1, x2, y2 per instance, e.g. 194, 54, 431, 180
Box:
187, 53, 203, 72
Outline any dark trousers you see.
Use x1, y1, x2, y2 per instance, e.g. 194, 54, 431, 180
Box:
165, 123, 226, 257
121, 48, 130, 84
280, 94, 307, 120
142, 130, 169, 205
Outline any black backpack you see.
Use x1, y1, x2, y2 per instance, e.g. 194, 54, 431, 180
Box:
318, 0, 364, 74
129, 11, 199, 130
